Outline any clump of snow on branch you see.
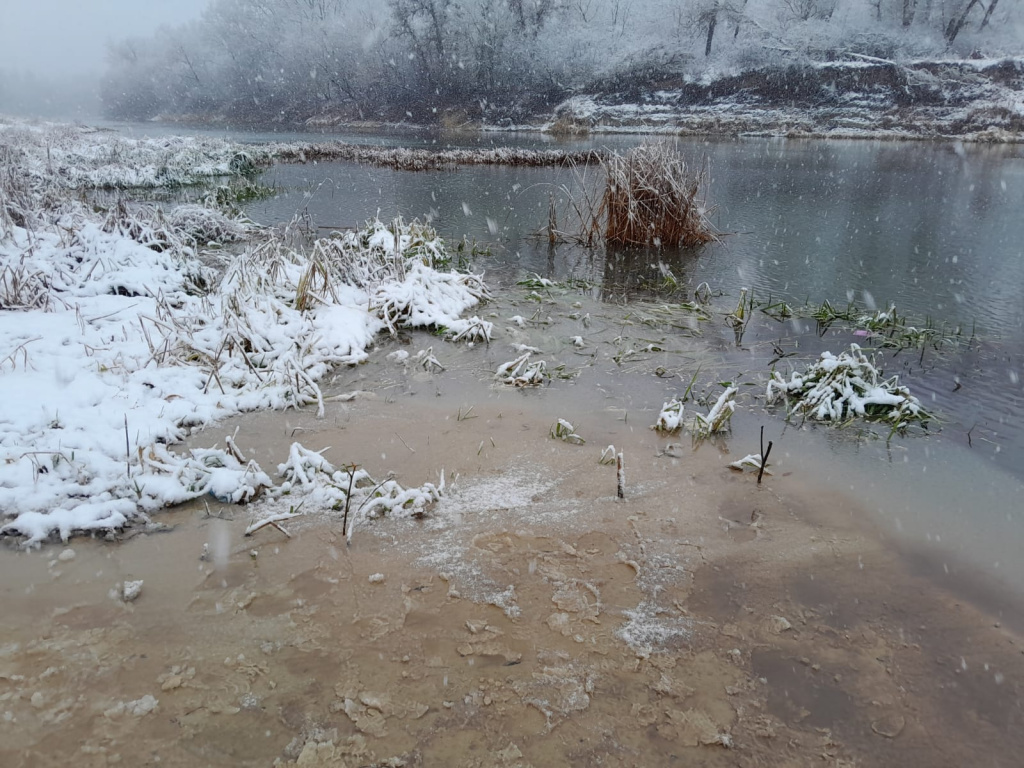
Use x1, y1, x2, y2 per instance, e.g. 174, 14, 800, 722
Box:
766, 344, 926, 426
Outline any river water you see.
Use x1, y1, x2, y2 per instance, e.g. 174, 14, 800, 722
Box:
237, 133, 1024, 592
3, 127, 1023, 767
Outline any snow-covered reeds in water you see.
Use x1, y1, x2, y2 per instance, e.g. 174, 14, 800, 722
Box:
692, 386, 737, 438
600, 144, 719, 248
271, 142, 604, 171
257, 443, 443, 544
550, 419, 585, 444
766, 344, 926, 427
0, 124, 491, 545
729, 454, 772, 475
496, 353, 548, 386
652, 398, 685, 433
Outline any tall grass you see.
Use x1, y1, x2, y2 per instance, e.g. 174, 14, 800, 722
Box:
600, 144, 718, 248
556, 143, 719, 249
272, 142, 604, 171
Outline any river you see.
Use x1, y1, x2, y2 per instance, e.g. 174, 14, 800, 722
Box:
229, 132, 1024, 592
4, 125, 1023, 767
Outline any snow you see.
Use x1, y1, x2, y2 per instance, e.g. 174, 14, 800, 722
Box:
653, 398, 685, 433
539, 58, 1024, 142
121, 580, 144, 602
766, 344, 925, 425
0, 121, 490, 546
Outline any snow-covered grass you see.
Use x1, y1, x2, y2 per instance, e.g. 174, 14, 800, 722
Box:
766, 344, 926, 428
693, 387, 737, 438
244, 443, 443, 544
0, 122, 490, 546
0, 118, 271, 192
652, 398, 685, 433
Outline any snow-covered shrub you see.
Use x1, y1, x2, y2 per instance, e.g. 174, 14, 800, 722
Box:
766, 344, 926, 425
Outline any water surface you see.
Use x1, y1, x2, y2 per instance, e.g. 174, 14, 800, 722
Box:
239, 135, 1024, 593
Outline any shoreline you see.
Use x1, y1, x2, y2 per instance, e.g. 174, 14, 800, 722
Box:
136, 112, 1024, 145
2, 373, 1022, 766
133, 57, 1024, 146
4, 113, 1023, 762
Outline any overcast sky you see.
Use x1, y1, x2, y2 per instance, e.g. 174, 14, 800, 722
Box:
0, 0, 211, 78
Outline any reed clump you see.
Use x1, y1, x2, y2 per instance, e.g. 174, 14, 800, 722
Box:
271, 142, 604, 172
546, 114, 592, 137
599, 143, 718, 249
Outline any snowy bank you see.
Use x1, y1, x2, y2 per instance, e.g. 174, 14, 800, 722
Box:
0, 119, 272, 190
541, 58, 1024, 142
0, 121, 489, 545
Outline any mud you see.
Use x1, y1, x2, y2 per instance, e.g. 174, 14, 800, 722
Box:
2, 366, 1023, 768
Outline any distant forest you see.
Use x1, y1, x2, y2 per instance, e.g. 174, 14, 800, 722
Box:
99, 0, 1023, 124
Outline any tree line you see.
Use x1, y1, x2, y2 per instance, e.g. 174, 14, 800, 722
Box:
100, 0, 1022, 124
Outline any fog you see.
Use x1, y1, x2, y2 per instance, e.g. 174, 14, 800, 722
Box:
3, 0, 1023, 124
0, 0, 210, 118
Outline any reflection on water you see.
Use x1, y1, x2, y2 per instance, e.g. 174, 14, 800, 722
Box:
246, 138, 1024, 337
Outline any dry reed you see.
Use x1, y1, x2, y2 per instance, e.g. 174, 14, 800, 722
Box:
599, 143, 718, 248
272, 142, 604, 172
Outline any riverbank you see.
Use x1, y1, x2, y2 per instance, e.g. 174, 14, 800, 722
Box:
299, 58, 1024, 144
2, 376, 1022, 767
0, 119, 490, 545
3, 114, 1023, 767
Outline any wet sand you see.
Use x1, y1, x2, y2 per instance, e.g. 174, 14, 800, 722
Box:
2, 368, 1023, 768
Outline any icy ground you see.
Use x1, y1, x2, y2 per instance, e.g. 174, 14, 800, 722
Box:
0, 119, 490, 545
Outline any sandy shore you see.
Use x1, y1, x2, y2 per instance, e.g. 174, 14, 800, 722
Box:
2, 368, 1022, 768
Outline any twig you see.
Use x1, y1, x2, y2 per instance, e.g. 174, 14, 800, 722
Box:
395, 432, 415, 453
616, 452, 625, 499
124, 414, 131, 479
757, 429, 773, 486
245, 518, 292, 538
342, 464, 356, 542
